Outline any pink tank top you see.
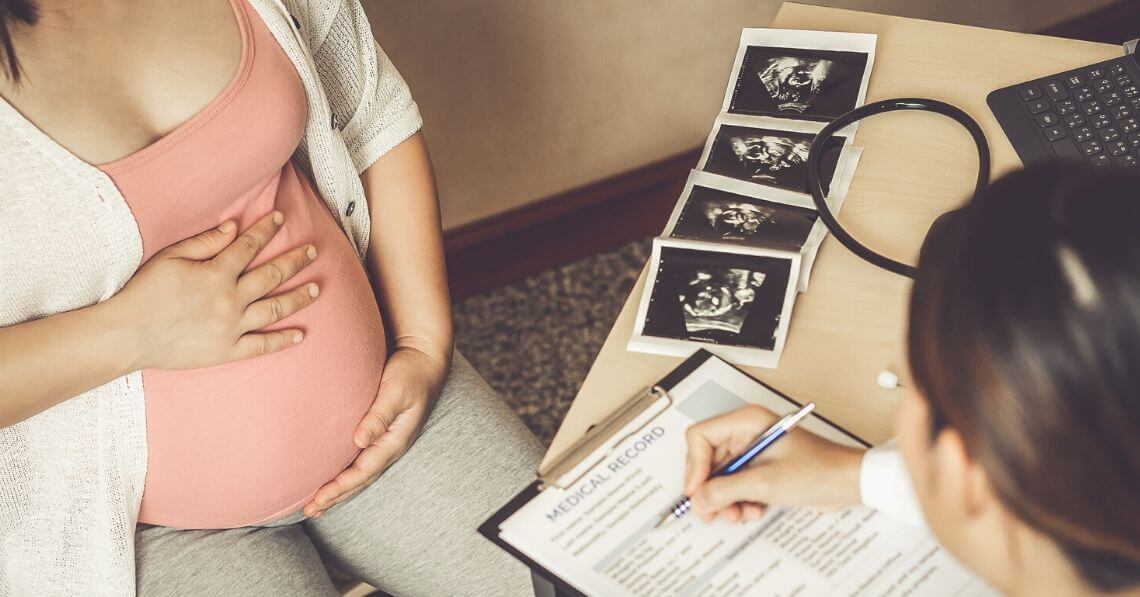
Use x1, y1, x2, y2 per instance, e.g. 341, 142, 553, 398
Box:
99, 0, 386, 529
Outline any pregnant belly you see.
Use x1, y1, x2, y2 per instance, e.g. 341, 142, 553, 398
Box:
138, 167, 386, 530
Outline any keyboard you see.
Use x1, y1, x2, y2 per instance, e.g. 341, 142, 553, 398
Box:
987, 53, 1140, 169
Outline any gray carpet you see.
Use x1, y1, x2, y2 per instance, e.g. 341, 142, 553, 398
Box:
453, 239, 651, 446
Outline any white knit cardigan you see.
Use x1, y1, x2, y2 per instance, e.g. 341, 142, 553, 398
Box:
0, 0, 422, 593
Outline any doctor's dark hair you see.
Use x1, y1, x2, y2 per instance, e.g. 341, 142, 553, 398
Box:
0, 0, 37, 83
907, 164, 1140, 591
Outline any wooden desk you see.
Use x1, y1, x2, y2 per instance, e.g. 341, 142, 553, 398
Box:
542, 3, 1120, 469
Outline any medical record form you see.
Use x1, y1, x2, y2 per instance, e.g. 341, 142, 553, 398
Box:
482, 352, 997, 597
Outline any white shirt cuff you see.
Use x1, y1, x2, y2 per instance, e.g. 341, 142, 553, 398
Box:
860, 442, 928, 528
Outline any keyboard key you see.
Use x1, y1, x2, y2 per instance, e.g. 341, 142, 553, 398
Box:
1052, 139, 1084, 161
1094, 78, 1114, 93
1117, 75, 1134, 87
1026, 98, 1050, 114
1056, 99, 1078, 115
1129, 132, 1140, 147
1132, 98, 1140, 110
1082, 100, 1103, 115
1019, 85, 1043, 100
1116, 154, 1138, 168
1092, 113, 1112, 128
1036, 112, 1059, 127
1109, 140, 1130, 155
1122, 118, 1140, 133
1064, 112, 1086, 128
1043, 125, 1067, 141
1111, 63, 1127, 76
1044, 81, 1068, 100
1080, 140, 1103, 155
1110, 105, 1132, 120
1090, 154, 1111, 168
1103, 91, 1123, 106
1065, 74, 1086, 88
1087, 67, 1105, 79
1123, 86, 1140, 98
1074, 127, 1095, 141
1098, 127, 1121, 142
1075, 87, 1095, 102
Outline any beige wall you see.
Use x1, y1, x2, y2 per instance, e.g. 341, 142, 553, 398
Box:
362, 0, 1114, 230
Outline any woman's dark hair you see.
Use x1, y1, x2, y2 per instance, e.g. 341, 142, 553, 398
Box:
0, 0, 38, 83
908, 164, 1140, 591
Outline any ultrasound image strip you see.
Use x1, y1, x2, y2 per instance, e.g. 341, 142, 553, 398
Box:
628, 30, 874, 368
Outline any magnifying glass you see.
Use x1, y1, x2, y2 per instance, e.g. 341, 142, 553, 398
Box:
804, 98, 992, 279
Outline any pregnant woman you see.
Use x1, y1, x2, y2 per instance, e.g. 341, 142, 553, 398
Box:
0, 0, 540, 594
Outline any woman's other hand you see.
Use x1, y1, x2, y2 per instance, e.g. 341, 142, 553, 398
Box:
303, 342, 450, 518
114, 211, 319, 370
684, 405, 865, 524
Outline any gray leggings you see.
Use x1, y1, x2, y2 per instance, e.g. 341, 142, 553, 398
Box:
135, 353, 542, 596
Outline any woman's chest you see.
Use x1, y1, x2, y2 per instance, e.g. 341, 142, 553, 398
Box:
0, 0, 247, 166
0, 0, 314, 321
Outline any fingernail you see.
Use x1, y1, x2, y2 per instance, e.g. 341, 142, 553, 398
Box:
218, 221, 234, 233
273, 211, 284, 225
292, 332, 304, 344
308, 284, 319, 298
306, 245, 317, 260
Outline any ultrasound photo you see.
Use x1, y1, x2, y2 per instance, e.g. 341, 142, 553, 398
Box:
670, 186, 818, 251
702, 125, 844, 194
729, 46, 869, 121
641, 246, 793, 351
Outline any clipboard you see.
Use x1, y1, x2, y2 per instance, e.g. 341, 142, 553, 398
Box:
478, 349, 869, 597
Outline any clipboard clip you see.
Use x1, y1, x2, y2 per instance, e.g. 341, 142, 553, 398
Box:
537, 385, 674, 490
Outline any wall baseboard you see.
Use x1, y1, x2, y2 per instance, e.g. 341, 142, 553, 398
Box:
444, 149, 700, 299
443, 1, 1139, 300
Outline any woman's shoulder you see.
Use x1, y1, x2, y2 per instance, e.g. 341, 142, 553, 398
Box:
273, 0, 351, 47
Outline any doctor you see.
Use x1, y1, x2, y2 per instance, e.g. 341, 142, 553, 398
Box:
683, 166, 1140, 596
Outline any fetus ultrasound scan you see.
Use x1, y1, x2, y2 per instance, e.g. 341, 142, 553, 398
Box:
670, 185, 818, 251
702, 125, 844, 194
729, 46, 869, 121
642, 246, 792, 350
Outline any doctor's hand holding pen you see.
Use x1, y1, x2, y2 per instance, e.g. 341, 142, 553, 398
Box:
682, 405, 865, 523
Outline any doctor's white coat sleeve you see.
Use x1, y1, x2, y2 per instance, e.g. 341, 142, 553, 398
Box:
860, 443, 929, 529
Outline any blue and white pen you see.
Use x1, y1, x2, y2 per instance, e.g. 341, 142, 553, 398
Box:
655, 402, 816, 529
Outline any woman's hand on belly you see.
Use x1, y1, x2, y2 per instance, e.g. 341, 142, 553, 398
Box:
114, 211, 320, 370
303, 344, 450, 517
